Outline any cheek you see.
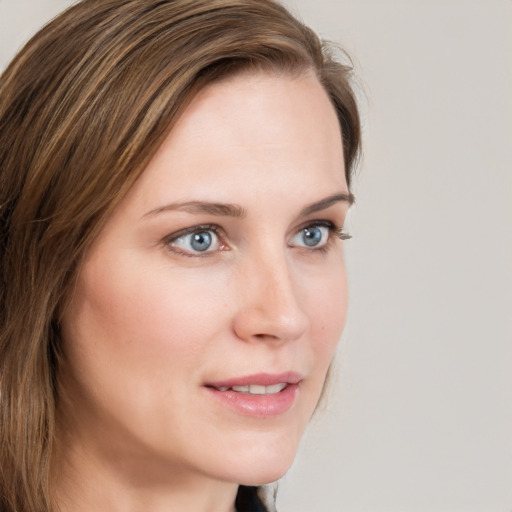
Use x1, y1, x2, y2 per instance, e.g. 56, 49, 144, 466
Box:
59, 252, 236, 459
62, 254, 230, 385
292, 258, 347, 415
306, 261, 348, 359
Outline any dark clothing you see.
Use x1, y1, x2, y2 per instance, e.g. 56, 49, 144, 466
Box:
236, 485, 269, 512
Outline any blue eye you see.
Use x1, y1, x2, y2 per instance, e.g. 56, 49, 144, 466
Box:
302, 226, 324, 247
189, 231, 213, 251
168, 228, 220, 254
291, 224, 330, 248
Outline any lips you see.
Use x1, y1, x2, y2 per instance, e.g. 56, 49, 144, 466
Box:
204, 372, 302, 418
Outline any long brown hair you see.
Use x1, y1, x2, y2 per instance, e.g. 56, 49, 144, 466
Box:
0, 1, 360, 510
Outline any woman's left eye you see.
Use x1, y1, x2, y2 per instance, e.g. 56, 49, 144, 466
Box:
166, 227, 222, 255
290, 224, 332, 249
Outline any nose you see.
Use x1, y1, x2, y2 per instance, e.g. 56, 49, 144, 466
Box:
232, 251, 310, 344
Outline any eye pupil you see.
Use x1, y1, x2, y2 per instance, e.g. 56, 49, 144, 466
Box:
302, 226, 322, 247
191, 231, 212, 251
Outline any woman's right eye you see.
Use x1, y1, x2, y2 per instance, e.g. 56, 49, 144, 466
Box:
165, 226, 223, 256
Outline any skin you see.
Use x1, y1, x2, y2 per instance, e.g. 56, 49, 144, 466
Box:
55, 70, 351, 512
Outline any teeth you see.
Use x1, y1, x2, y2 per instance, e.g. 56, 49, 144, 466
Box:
231, 385, 250, 393
221, 383, 287, 395
249, 384, 266, 395
265, 383, 287, 394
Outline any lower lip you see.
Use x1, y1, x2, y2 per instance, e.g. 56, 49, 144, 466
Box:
204, 384, 299, 418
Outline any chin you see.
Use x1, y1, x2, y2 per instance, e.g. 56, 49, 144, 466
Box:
240, 469, 291, 487
226, 436, 300, 486
236, 464, 293, 487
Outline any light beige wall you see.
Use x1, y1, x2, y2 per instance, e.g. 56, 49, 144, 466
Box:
1, 2, 511, 511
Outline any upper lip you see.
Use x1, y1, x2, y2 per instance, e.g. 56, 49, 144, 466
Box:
205, 372, 303, 388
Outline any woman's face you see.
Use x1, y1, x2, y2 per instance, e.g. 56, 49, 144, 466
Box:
59, 70, 351, 487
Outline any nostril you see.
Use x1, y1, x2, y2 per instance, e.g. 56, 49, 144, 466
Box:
253, 333, 279, 340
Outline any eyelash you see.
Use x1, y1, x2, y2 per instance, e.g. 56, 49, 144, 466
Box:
307, 221, 351, 241
163, 224, 224, 258
296, 221, 351, 255
163, 221, 351, 258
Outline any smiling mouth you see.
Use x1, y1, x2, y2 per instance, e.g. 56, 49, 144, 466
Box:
210, 383, 288, 395
204, 372, 303, 417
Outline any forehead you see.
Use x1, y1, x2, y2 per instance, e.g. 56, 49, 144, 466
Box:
169, 69, 343, 162
121, 70, 347, 215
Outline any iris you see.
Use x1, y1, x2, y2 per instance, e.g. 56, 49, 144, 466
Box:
190, 231, 212, 251
302, 226, 323, 247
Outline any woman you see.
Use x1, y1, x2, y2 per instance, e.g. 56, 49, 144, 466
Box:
0, 1, 360, 511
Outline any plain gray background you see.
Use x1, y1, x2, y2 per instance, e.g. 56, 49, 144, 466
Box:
1, 1, 511, 511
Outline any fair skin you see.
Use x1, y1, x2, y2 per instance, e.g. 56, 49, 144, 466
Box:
55, 70, 351, 512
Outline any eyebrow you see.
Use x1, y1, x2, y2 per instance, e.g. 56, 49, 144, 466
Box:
299, 192, 354, 216
143, 192, 354, 219
144, 201, 247, 218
